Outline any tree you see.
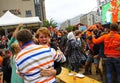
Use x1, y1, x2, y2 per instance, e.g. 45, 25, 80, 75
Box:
65, 25, 75, 31
42, 18, 58, 28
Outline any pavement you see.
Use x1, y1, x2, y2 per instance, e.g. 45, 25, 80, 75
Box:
78, 64, 104, 83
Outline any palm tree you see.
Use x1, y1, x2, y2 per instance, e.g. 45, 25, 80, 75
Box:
42, 18, 57, 28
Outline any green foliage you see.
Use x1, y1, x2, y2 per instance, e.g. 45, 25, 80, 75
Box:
65, 25, 75, 31
42, 18, 58, 28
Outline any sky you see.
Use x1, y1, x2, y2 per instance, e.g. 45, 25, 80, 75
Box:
45, 0, 97, 24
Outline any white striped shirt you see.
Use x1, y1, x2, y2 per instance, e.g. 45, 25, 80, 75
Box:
15, 44, 65, 83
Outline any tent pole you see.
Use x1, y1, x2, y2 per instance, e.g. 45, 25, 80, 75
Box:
39, 23, 40, 27
2, 26, 8, 36
26, 24, 27, 28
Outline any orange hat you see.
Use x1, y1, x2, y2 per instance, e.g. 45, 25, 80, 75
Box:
86, 31, 92, 37
87, 25, 97, 31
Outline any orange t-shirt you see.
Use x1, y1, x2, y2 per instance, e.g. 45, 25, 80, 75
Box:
92, 31, 120, 58
0, 56, 3, 66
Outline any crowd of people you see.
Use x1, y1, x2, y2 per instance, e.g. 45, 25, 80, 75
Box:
0, 22, 120, 83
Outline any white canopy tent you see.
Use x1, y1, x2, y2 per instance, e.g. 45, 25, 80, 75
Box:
0, 11, 42, 35
0, 11, 42, 26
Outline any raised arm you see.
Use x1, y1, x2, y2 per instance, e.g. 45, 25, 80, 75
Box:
7, 23, 23, 49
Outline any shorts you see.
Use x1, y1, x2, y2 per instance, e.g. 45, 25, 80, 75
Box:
86, 55, 93, 62
94, 57, 100, 64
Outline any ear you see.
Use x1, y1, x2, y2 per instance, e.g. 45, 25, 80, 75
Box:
18, 41, 23, 48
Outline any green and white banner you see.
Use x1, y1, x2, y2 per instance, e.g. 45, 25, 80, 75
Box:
102, 0, 120, 24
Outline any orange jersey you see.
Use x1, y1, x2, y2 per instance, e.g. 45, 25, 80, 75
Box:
92, 31, 120, 58
0, 56, 3, 66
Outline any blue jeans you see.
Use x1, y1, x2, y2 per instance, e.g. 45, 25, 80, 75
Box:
104, 57, 120, 83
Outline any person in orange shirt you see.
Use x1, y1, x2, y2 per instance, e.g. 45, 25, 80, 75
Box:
86, 25, 97, 37
0, 51, 4, 67
92, 23, 120, 83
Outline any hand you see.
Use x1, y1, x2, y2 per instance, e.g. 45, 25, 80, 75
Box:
16, 70, 24, 77
76, 36, 79, 39
41, 66, 56, 77
115, 47, 120, 51
18, 23, 23, 27
94, 55, 98, 59
92, 31, 96, 37
33, 37, 39, 44
16, 23, 24, 30
12, 23, 24, 38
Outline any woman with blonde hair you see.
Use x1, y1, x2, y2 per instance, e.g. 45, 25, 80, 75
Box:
35, 27, 63, 76
10, 42, 24, 83
8, 23, 24, 83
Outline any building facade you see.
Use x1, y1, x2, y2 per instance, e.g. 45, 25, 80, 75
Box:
0, 0, 46, 21
80, 11, 101, 26
80, 14, 88, 26
34, 0, 46, 21
60, 11, 101, 30
96, 0, 112, 6
70, 14, 82, 26
60, 20, 71, 30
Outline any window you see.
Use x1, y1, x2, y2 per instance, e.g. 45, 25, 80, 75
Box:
25, 10, 32, 17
